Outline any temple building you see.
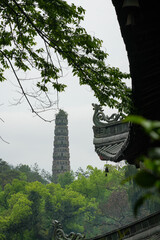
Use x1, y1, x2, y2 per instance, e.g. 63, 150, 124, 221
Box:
52, 109, 70, 182
93, 0, 160, 166
91, 1, 160, 239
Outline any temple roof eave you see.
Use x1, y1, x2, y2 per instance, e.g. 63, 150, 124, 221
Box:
94, 133, 130, 162
92, 104, 132, 163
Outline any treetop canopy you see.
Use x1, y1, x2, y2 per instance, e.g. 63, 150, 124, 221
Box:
0, 0, 131, 115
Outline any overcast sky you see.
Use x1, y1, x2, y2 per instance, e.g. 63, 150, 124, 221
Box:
0, 0, 130, 173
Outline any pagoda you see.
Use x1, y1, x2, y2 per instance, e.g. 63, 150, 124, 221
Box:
52, 110, 70, 182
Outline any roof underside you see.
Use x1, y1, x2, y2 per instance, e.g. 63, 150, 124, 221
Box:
93, 126, 129, 161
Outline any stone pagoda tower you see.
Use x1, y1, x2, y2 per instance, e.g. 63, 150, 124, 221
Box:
52, 109, 70, 182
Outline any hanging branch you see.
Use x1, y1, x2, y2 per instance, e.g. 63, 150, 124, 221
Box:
0, 136, 10, 144
0, 50, 53, 122
0, 117, 4, 123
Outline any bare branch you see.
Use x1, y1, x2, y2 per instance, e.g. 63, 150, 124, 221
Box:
0, 136, 10, 144
0, 50, 54, 122
0, 117, 4, 123
19, 76, 42, 81
10, 94, 24, 106
44, 42, 60, 110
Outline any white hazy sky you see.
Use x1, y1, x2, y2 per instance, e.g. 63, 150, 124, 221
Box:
0, 0, 130, 173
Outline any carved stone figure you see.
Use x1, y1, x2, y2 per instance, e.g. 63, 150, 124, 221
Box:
92, 103, 123, 127
52, 220, 85, 240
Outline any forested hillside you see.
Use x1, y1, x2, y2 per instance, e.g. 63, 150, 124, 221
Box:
0, 159, 159, 239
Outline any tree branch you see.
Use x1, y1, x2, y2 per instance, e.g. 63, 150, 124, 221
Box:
0, 117, 4, 123
0, 50, 53, 122
0, 136, 10, 144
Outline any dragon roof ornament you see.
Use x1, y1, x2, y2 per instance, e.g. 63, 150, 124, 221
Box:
53, 220, 85, 240
92, 103, 124, 127
92, 104, 130, 162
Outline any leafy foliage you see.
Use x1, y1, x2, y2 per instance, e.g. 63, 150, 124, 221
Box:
0, 0, 131, 114
0, 160, 158, 239
0, 159, 21, 190
57, 171, 75, 188
124, 116, 160, 215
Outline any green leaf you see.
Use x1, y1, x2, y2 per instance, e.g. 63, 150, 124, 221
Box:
134, 170, 157, 188
124, 115, 146, 125
148, 148, 160, 160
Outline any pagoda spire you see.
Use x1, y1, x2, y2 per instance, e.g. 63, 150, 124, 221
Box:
52, 109, 70, 183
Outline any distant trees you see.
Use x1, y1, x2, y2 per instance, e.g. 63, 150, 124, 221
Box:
0, 160, 51, 189
57, 171, 75, 188
0, 163, 97, 239
0, 160, 159, 239
0, 159, 21, 189
15, 163, 50, 184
